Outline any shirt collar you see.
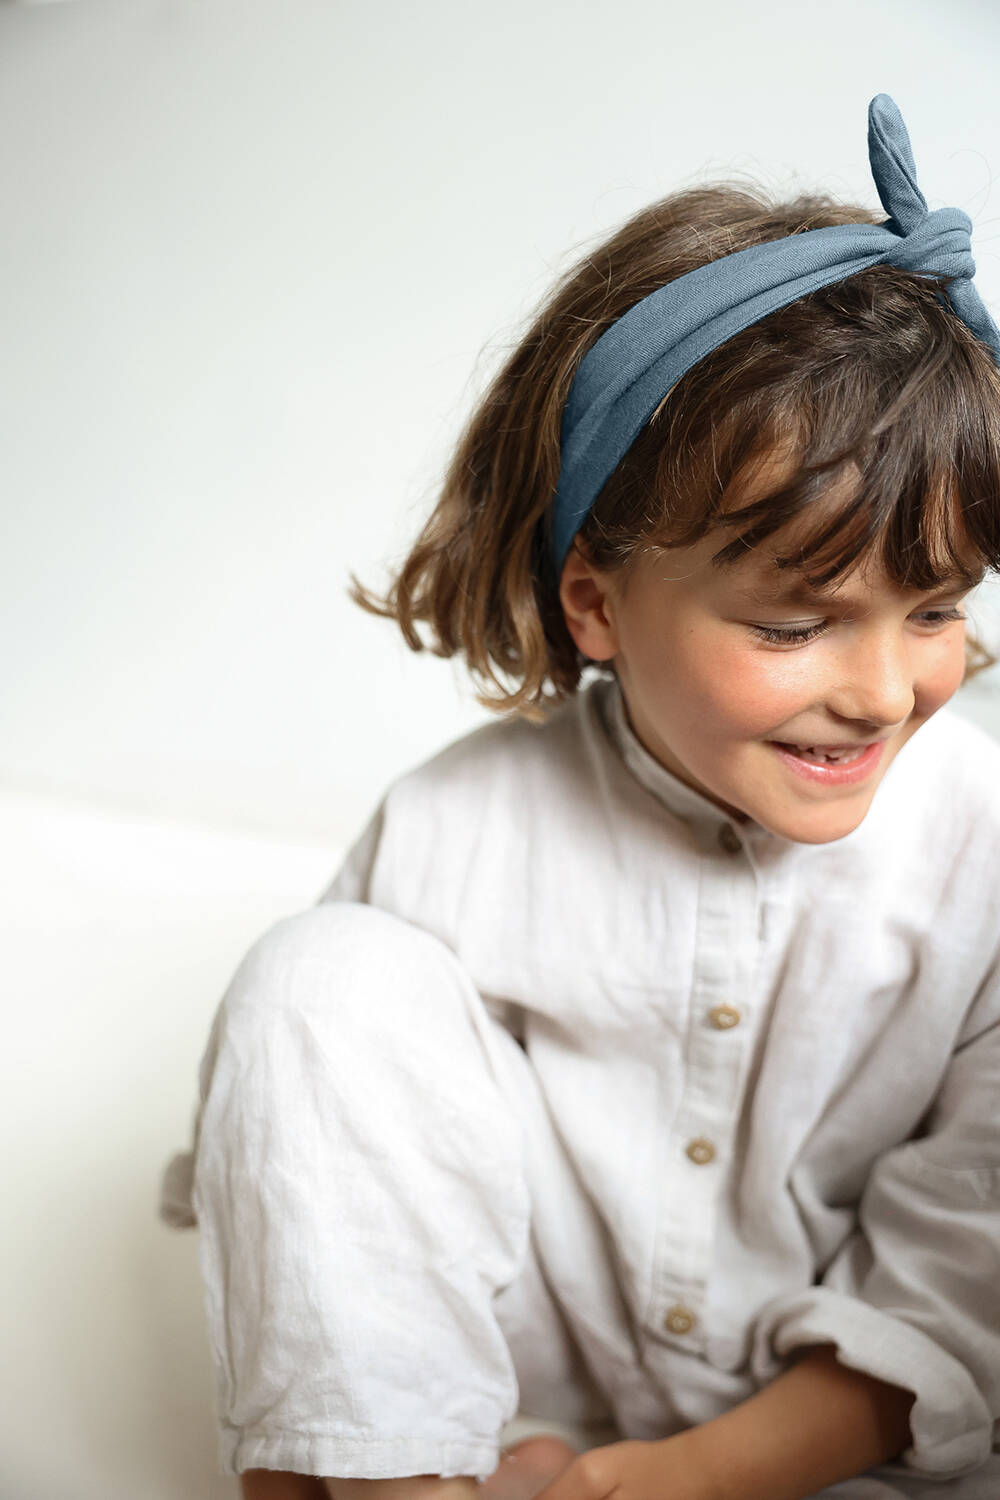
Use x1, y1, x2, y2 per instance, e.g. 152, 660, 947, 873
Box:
593, 672, 778, 848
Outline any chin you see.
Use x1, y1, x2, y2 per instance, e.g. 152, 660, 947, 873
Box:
754, 795, 877, 845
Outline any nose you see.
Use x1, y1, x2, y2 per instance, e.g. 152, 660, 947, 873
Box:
825, 625, 916, 730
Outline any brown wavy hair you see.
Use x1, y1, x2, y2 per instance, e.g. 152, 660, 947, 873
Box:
349, 184, 1000, 721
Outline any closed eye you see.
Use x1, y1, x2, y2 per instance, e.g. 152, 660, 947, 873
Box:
749, 606, 967, 647
750, 621, 826, 645
914, 606, 967, 628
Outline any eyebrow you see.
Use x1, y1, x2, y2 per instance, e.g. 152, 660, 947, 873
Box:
732, 570, 986, 608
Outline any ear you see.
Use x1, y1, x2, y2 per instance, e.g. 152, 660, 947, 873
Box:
558, 541, 621, 661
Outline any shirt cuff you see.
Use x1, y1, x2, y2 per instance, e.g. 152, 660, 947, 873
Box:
750, 1286, 994, 1481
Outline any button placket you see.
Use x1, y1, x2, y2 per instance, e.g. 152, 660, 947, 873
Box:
652, 827, 759, 1343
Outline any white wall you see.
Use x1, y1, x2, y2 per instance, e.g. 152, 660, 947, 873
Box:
3, 0, 1000, 849
4, 5, 1000, 1500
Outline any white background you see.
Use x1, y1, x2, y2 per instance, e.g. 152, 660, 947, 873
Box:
3, 2, 1000, 1497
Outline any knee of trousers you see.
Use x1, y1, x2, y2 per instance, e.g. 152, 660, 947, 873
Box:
225, 900, 492, 1053
202, 900, 532, 1226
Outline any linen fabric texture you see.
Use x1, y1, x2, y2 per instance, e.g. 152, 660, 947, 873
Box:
160, 676, 1000, 1497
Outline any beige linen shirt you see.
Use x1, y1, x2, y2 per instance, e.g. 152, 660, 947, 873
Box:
318, 672, 1000, 1494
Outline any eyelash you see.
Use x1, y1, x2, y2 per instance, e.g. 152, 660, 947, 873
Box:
751, 607, 967, 646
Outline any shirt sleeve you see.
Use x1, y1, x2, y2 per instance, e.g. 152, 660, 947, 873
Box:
750, 968, 1000, 1483
315, 797, 387, 906
315, 792, 527, 1042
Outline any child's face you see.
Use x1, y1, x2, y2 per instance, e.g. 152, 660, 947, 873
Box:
561, 520, 978, 845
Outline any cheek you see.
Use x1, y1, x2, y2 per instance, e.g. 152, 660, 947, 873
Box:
918, 634, 968, 710
674, 635, 802, 737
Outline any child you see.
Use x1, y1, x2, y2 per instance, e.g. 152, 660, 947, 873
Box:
159, 94, 1000, 1500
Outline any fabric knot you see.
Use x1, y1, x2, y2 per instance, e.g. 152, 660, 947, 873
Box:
883, 204, 976, 285
868, 95, 976, 286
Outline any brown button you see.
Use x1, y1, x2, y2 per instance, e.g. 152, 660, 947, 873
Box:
708, 1004, 741, 1030
718, 824, 742, 855
685, 1137, 716, 1165
664, 1304, 696, 1335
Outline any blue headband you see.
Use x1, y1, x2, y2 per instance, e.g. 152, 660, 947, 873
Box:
549, 93, 1000, 579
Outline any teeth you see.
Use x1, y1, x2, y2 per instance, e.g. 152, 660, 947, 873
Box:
789, 744, 866, 764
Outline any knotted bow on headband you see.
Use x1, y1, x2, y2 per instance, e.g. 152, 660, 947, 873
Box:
549, 93, 1000, 579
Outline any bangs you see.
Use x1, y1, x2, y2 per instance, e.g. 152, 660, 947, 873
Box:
702, 290, 1000, 592
711, 446, 991, 594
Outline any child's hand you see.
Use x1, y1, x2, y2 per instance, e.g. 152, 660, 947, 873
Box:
529, 1435, 716, 1500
